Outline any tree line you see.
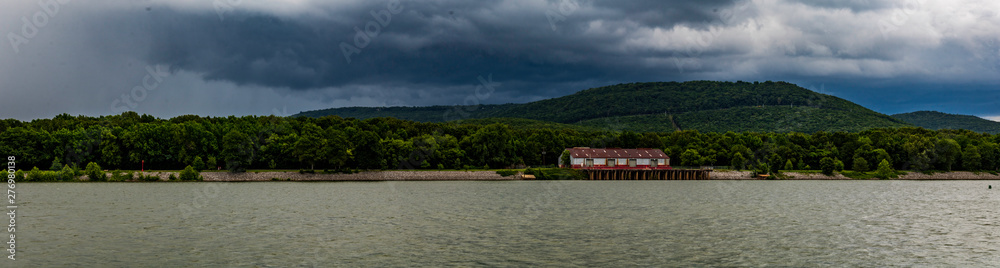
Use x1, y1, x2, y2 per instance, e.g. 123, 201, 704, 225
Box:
1, 112, 998, 174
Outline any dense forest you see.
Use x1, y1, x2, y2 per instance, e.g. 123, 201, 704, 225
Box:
2, 112, 999, 175
893, 111, 1000, 134
576, 106, 912, 133
295, 81, 912, 133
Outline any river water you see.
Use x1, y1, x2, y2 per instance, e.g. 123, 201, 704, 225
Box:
10, 181, 1000, 267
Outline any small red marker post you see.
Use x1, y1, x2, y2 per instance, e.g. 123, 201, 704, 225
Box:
141, 160, 144, 172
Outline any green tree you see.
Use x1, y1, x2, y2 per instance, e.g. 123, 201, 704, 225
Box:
680, 149, 703, 166
834, 159, 845, 171
934, 138, 961, 171
639, 132, 664, 149
85, 162, 106, 181
222, 130, 253, 172
122, 123, 175, 170
767, 154, 783, 174
351, 130, 385, 169
875, 159, 895, 179
560, 149, 571, 167
0, 127, 54, 169
962, 145, 981, 170
852, 156, 869, 172
460, 124, 520, 169
980, 143, 998, 170
784, 159, 794, 171
294, 126, 324, 170
206, 156, 218, 170
381, 138, 414, 169
820, 157, 835, 175
322, 128, 352, 170
731, 152, 747, 171
173, 122, 216, 168
59, 165, 76, 181
179, 165, 202, 181
99, 127, 122, 169
872, 149, 891, 169
754, 161, 771, 176
49, 157, 63, 171
903, 137, 932, 170
191, 156, 206, 171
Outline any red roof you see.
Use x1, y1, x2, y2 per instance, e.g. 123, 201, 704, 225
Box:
567, 148, 669, 159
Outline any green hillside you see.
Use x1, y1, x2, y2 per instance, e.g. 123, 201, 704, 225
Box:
450, 118, 602, 132
478, 80, 885, 123
295, 81, 911, 133
293, 105, 515, 122
579, 106, 912, 133
892, 111, 1000, 134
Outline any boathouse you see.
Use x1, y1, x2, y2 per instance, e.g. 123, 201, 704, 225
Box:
560, 147, 671, 169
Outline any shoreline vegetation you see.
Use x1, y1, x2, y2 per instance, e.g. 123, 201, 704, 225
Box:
12, 168, 1000, 182
3, 110, 999, 180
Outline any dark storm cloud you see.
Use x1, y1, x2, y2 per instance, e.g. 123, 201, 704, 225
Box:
132, 0, 743, 91
1, 0, 999, 120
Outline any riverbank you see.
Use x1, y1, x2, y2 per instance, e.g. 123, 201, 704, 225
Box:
711, 170, 1000, 180
38, 169, 1000, 182
75, 170, 518, 182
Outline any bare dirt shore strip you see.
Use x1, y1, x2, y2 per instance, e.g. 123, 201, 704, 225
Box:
711, 171, 1000, 180
190, 171, 516, 182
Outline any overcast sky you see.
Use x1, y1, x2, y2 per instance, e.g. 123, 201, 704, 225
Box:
1, 0, 999, 121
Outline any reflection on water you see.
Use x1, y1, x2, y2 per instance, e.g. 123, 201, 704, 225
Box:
14, 181, 1000, 266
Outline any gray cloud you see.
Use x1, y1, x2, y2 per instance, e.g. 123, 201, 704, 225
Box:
0, 0, 998, 120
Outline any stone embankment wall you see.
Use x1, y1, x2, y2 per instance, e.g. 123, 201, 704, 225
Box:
710, 171, 1000, 180
196, 170, 513, 181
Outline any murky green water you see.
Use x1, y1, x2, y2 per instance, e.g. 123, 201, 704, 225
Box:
10, 181, 1000, 266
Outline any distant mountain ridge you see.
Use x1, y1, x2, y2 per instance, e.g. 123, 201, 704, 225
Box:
296, 81, 913, 133
892, 111, 1000, 134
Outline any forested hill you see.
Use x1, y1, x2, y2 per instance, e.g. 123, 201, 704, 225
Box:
295, 81, 912, 133
892, 111, 1000, 134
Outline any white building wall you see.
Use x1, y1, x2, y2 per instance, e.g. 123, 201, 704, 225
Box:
568, 155, 671, 167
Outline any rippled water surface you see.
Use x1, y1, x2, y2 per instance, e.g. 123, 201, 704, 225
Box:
12, 181, 1000, 266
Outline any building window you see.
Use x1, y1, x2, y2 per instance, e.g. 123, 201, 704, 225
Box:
608, 159, 616, 167
628, 159, 637, 167
585, 159, 594, 167
651, 159, 658, 167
